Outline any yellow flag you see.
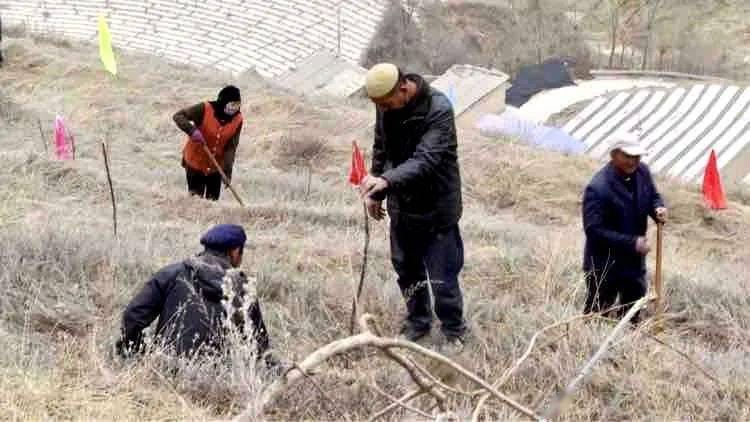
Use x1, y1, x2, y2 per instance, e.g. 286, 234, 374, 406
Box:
98, 14, 117, 76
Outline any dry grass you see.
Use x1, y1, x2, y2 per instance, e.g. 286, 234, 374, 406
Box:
0, 34, 749, 421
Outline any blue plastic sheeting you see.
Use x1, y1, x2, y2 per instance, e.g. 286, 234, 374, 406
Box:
477, 112, 585, 155
446, 85, 457, 110
505, 59, 575, 107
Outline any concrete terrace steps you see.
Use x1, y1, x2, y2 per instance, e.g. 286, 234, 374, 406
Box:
1, 0, 391, 77
562, 83, 750, 185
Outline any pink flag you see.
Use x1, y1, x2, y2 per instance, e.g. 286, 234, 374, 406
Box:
54, 115, 71, 160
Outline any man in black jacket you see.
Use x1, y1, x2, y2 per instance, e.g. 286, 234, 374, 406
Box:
360, 63, 466, 351
583, 132, 667, 322
117, 224, 273, 363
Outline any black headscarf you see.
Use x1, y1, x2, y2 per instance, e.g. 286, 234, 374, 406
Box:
209, 85, 241, 124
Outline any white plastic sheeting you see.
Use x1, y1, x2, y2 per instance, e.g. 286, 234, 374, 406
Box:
562, 84, 750, 184
518, 79, 676, 123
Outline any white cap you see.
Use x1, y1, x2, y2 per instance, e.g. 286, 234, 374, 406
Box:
366, 63, 399, 99
608, 132, 648, 156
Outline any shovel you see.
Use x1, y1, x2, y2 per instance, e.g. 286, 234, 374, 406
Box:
654, 222, 664, 329
200, 143, 246, 207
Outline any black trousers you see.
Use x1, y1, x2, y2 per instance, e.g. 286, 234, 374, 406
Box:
186, 168, 222, 200
584, 272, 647, 322
390, 221, 466, 338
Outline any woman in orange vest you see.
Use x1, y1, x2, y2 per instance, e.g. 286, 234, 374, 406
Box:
173, 85, 243, 200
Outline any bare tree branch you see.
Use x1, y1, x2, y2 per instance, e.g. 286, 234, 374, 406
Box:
101, 141, 117, 238
364, 317, 447, 409
37, 118, 48, 154
379, 345, 448, 411
290, 362, 351, 421
544, 296, 649, 419
369, 383, 433, 420
349, 200, 370, 335
236, 314, 541, 421
368, 388, 425, 421
471, 313, 598, 421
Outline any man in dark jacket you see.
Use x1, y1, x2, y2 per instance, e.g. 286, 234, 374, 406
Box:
583, 132, 667, 321
117, 224, 272, 363
360, 63, 466, 352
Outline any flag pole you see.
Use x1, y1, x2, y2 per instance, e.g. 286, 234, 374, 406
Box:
349, 201, 370, 335
348, 141, 370, 335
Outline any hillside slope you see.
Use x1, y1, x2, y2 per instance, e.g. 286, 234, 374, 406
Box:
0, 34, 749, 420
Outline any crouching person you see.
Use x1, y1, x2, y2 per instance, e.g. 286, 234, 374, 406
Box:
116, 224, 278, 369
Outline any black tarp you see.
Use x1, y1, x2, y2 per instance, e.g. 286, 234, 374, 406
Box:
505, 58, 575, 107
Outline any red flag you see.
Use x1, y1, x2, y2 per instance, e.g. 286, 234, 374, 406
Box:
702, 149, 727, 210
349, 141, 368, 186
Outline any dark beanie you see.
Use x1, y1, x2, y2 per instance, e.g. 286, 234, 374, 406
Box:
200, 224, 247, 251
217, 85, 241, 104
